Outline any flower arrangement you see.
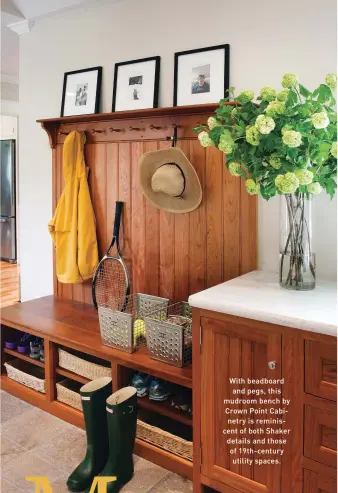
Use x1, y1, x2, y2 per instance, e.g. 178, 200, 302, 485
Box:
194, 73, 337, 290
194, 73, 337, 200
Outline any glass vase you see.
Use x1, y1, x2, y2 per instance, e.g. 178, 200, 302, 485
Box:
279, 192, 315, 290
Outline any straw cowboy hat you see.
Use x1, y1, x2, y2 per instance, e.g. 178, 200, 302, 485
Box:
139, 147, 202, 213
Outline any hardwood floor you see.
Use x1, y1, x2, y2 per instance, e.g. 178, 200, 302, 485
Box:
0, 261, 19, 308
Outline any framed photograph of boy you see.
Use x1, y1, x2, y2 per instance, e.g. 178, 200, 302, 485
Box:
60, 66, 102, 117
112, 56, 161, 112
173, 44, 230, 106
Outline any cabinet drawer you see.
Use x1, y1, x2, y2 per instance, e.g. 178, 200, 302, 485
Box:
304, 469, 336, 493
305, 341, 337, 401
304, 405, 337, 468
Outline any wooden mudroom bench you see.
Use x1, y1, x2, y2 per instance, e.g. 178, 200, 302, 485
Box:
0, 295, 193, 479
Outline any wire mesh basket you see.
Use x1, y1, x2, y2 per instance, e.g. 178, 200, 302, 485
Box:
98, 293, 169, 353
145, 302, 192, 367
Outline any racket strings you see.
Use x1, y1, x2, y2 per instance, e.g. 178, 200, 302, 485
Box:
94, 259, 128, 311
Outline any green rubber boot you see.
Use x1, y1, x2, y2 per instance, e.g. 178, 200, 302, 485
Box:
67, 377, 112, 492
86, 386, 138, 493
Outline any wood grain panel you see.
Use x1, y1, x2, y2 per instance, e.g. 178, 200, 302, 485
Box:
240, 180, 257, 275
175, 140, 190, 302
144, 141, 160, 296
188, 141, 206, 295
159, 140, 175, 301
305, 340, 337, 401
200, 316, 282, 493
50, 110, 257, 304
118, 142, 132, 290
304, 469, 337, 493
223, 162, 240, 281
304, 404, 337, 468
131, 141, 146, 294
205, 146, 223, 288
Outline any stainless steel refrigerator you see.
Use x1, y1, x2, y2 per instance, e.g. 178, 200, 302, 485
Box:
0, 140, 16, 262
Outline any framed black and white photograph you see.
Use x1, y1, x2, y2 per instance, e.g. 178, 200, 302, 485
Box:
61, 66, 102, 117
173, 45, 230, 106
112, 56, 160, 112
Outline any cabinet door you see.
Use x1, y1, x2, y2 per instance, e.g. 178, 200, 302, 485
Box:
304, 470, 337, 493
201, 317, 282, 493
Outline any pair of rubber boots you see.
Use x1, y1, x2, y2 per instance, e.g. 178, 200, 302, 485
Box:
67, 377, 138, 492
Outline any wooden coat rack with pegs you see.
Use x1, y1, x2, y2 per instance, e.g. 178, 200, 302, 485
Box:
38, 103, 257, 305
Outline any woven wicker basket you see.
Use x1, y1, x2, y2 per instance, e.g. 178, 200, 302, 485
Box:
4, 359, 45, 393
136, 420, 193, 462
56, 379, 82, 411
58, 348, 111, 381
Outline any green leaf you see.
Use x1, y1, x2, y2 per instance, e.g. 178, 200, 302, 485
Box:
216, 105, 233, 117
192, 125, 206, 133
286, 89, 298, 107
298, 84, 312, 98
317, 84, 332, 104
209, 125, 225, 145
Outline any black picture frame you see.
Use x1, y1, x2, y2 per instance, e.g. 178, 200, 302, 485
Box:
60, 66, 102, 117
112, 56, 161, 112
173, 44, 230, 107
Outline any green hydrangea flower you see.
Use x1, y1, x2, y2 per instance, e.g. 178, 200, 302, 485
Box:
282, 73, 299, 88
277, 89, 289, 102
207, 117, 220, 130
269, 154, 281, 169
236, 90, 254, 104
218, 133, 235, 154
245, 179, 260, 195
325, 73, 337, 89
255, 114, 276, 135
260, 86, 277, 102
265, 101, 285, 116
228, 162, 242, 176
307, 182, 322, 195
331, 141, 338, 158
294, 169, 313, 185
198, 131, 213, 147
282, 130, 302, 148
245, 125, 261, 146
275, 172, 300, 194
311, 111, 330, 129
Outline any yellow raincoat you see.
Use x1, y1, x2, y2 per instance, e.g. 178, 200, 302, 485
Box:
48, 131, 99, 283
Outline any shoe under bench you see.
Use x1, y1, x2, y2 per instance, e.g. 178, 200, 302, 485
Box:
0, 295, 193, 480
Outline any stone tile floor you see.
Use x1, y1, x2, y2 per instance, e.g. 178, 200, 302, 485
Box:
1, 391, 193, 493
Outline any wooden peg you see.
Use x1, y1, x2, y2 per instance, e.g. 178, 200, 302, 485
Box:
129, 125, 145, 131
109, 127, 124, 132
149, 124, 166, 130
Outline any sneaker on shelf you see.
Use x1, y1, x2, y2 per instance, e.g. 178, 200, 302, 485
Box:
149, 378, 170, 402
40, 342, 45, 363
131, 372, 151, 397
17, 334, 35, 354
29, 338, 42, 360
4, 332, 24, 350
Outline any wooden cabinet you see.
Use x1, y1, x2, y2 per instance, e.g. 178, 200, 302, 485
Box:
304, 404, 337, 468
193, 309, 337, 493
199, 316, 282, 493
303, 470, 337, 493
305, 341, 337, 401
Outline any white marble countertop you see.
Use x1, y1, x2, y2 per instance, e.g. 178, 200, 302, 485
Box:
188, 271, 337, 337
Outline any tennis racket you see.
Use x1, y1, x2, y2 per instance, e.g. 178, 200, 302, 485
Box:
92, 201, 130, 310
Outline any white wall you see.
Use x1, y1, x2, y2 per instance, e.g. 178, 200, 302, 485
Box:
19, 0, 337, 301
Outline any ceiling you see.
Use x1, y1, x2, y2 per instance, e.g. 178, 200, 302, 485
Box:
1, 0, 120, 24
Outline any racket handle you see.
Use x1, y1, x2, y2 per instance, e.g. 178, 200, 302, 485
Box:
113, 201, 123, 238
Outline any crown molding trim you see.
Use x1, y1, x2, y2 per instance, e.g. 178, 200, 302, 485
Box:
0, 74, 19, 85
7, 19, 34, 35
